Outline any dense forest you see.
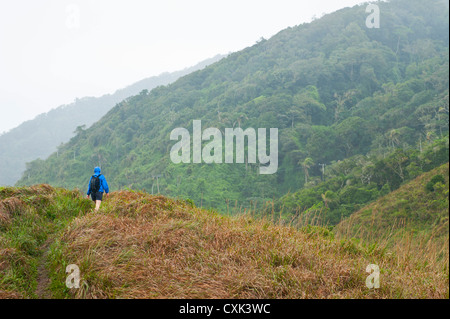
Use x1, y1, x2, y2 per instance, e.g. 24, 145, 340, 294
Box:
0, 55, 223, 186
18, 0, 449, 226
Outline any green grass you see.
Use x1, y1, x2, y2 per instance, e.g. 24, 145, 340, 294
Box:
0, 185, 92, 298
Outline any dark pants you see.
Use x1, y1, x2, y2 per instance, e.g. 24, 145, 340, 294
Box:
91, 192, 103, 201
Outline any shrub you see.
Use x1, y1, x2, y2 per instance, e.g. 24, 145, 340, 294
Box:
425, 175, 446, 192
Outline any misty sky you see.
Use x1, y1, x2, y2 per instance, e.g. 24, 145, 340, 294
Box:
0, 0, 366, 134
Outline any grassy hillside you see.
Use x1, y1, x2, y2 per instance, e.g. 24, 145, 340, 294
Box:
0, 184, 448, 299
335, 163, 449, 250
0, 185, 91, 298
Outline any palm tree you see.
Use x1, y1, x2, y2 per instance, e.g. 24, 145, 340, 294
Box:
387, 129, 400, 149
321, 190, 337, 209
299, 157, 315, 184
233, 113, 248, 128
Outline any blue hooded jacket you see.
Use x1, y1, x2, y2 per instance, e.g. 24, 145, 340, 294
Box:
87, 167, 109, 195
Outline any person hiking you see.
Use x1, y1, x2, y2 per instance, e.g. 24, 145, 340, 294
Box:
86, 166, 109, 212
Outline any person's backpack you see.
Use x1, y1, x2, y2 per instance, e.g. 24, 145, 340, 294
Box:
90, 175, 102, 193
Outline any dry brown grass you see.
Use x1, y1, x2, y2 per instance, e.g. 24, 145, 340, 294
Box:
0, 289, 23, 299
336, 214, 448, 295
51, 190, 448, 299
0, 197, 26, 227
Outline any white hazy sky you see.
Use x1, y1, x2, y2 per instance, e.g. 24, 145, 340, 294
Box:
0, 0, 366, 134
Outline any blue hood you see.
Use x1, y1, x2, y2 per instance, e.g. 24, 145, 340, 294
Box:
87, 166, 109, 195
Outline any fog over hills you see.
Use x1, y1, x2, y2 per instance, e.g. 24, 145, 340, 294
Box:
0, 54, 225, 186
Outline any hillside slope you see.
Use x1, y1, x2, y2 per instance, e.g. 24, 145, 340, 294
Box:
0, 185, 448, 299
0, 55, 224, 186
17, 0, 449, 216
335, 163, 449, 245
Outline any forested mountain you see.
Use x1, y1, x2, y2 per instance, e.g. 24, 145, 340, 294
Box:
18, 0, 449, 221
0, 55, 224, 186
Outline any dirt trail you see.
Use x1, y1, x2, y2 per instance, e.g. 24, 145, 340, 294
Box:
35, 241, 52, 299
